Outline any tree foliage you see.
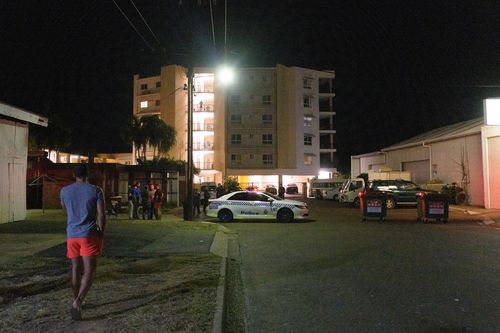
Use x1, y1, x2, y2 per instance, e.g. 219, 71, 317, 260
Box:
29, 110, 72, 154
123, 116, 176, 161
223, 176, 242, 193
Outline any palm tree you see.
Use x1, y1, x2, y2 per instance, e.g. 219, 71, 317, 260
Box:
124, 116, 176, 161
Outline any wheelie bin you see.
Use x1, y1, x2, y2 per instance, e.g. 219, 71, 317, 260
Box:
417, 192, 449, 223
360, 191, 387, 221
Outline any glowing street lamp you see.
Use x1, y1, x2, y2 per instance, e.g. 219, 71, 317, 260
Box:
217, 65, 235, 85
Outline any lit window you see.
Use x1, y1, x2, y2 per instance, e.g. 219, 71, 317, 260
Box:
262, 95, 271, 105
231, 114, 241, 124
140, 83, 147, 90
262, 114, 272, 124
303, 96, 311, 108
304, 135, 312, 146
140, 101, 148, 108
304, 155, 313, 165
304, 116, 313, 127
262, 134, 273, 144
231, 95, 240, 104
231, 134, 241, 144
263, 154, 273, 165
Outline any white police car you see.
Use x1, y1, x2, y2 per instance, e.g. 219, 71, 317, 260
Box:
207, 191, 309, 222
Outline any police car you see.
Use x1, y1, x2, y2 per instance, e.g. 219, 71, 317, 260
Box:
207, 191, 309, 222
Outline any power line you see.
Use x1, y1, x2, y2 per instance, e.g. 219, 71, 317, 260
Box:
129, 0, 164, 49
208, 0, 216, 48
111, 0, 154, 52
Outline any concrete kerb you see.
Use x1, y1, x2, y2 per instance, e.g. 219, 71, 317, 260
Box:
449, 206, 500, 228
208, 224, 231, 333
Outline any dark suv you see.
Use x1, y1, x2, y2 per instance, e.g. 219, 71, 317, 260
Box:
367, 179, 428, 209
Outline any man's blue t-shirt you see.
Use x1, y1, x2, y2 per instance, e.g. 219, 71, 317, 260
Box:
60, 182, 104, 238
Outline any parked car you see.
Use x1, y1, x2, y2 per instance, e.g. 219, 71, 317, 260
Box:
367, 179, 432, 209
207, 191, 309, 222
265, 184, 278, 195
286, 183, 299, 194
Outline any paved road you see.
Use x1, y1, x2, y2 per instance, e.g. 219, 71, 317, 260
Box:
223, 199, 500, 333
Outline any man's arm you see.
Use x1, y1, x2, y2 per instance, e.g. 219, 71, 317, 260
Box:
96, 187, 106, 232
96, 200, 106, 232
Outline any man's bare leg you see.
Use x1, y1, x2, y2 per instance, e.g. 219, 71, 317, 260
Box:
71, 257, 83, 299
72, 256, 97, 318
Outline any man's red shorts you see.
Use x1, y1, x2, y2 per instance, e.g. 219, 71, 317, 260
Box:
67, 233, 103, 258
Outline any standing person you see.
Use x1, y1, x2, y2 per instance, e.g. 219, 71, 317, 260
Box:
60, 164, 105, 321
132, 182, 141, 219
278, 185, 285, 199
153, 184, 164, 220
140, 184, 151, 220
148, 184, 156, 220
193, 190, 201, 215
127, 184, 134, 220
202, 188, 210, 214
216, 183, 225, 198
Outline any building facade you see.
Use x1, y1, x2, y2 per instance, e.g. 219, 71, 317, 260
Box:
133, 64, 336, 194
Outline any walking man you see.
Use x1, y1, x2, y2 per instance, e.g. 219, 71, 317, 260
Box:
60, 164, 106, 321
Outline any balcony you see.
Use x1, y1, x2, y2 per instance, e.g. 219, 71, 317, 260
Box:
139, 88, 160, 95
187, 142, 214, 151
192, 123, 214, 131
194, 161, 214, 170
193, 104, 214, 113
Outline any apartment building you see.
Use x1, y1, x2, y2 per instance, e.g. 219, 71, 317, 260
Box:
132, 64, 336, 193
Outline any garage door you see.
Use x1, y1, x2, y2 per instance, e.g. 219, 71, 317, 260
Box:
402, 160, 429, 184
487, 136, 500, 209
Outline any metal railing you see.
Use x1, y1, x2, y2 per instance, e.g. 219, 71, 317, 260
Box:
194, 161, 214, 170
193, 104, 214, 112
192, 123, 214, 131
186, 142, 214, 151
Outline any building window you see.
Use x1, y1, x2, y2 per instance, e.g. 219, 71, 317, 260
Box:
262, 95, 271, 105
262, 114, 272, 124
156, 81, 161, 88
303, 78, 312, 89
304, 154, 313, 165
231, 95, 240, 104
304, 135, 312, 146
155, 100, 160, 106
250, 154, 254, 159
303, 96, 311, 108
231, 154, 241, 165
262, 134, 273, 144
249, 75, 254, 80
231, 114, 241, 124
140, 101, 148, 108
262, 75, 268, 82
231, 134, 241, 144
140, 83, 147, 90
304, 116, 313, 127
319, 78, 334, 93
263, 154, 273, 165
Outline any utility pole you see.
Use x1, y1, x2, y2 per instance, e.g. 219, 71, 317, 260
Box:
185, 64, 194, 221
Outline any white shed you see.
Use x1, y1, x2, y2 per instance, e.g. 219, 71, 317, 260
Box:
0, 102, 48, 223
351, 118, 485, 206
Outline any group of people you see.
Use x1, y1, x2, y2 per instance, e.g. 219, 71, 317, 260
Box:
127, 181, 164, 220
192, 183, 225, 215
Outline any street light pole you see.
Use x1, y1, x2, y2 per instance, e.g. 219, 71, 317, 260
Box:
186, 65, 194, 221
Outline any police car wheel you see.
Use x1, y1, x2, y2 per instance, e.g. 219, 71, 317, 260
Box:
277, 208, 294, 223
218, 209, 233, 222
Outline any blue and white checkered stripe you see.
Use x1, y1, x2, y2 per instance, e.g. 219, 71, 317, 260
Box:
209, 201, 296, 209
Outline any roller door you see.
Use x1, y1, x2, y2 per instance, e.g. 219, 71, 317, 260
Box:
487, 136, 500, 209
402, 160, 429, 184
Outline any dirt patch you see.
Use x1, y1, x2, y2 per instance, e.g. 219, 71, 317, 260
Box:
0, 255, 219, 333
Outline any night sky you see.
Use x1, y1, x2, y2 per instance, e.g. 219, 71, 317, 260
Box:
1, 0, 499, 171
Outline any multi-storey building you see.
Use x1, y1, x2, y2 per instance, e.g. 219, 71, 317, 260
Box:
132, 64, 336, 194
